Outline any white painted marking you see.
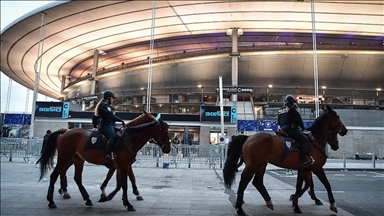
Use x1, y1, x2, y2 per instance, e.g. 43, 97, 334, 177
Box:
355, 174, 367, 177
270, 171, 280, 176
315, 191, 345, 193
334, 174, 346, 176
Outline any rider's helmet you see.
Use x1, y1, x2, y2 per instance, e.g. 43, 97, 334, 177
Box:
284, 95, 297, 104
103, 90, 116, 99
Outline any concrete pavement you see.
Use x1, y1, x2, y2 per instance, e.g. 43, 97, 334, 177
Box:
1, 158, 383, 216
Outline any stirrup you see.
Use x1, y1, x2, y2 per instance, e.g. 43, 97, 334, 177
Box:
309, 156, 315, 165
104, 155, 113, 161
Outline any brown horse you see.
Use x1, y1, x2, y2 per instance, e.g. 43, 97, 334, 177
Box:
223, 105, 347, 215
229, 129, 339, 208
55, 121, 149, 201
39, 110, 171, 211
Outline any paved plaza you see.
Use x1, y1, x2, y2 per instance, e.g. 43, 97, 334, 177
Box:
1, 158, 383, 216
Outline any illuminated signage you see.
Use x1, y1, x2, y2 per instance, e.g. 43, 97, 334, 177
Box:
200, 106, 237, 123
35, 102, 70, 118
215, 87, 253, 94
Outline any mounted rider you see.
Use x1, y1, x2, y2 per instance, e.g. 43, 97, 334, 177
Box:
95, 90, 125, 161
277, 95, 314, 168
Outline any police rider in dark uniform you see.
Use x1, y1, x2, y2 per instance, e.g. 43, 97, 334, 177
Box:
277, 95, 314, 168
95, 90, 125, 161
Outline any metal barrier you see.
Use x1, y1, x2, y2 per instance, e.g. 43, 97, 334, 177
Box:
134, 144, 228, 169
0, 138, 43, 162
0, 139, 228, 168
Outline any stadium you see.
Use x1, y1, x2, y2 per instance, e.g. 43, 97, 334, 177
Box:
1, 1, 383, 158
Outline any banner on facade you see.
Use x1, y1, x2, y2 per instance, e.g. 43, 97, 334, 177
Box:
35, 101, 70, 118
200, 106, 237, 123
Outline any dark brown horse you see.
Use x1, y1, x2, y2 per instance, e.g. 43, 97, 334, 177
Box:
55, 119, 149, 201
39, 110, 171, 211
223, 105, 347, 215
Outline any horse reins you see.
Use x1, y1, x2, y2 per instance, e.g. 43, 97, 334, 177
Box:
123, 120, 168, 150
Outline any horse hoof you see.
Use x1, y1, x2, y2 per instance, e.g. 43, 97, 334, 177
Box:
136, 195, 143, 201
127, 206, 136, 212
266, 200, 274, 210
315, 199, 323, 205
58, 189, 63, 195
98, 197, 108, 202
293, 206, 302, 214
236, 207, 246, 215
330, 206, 338, 213
85, 200, 93, 206
48, 202, 57, 209
63, 194, 71, 199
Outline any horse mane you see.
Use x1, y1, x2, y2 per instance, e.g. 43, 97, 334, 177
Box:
308, 111, 328, 132
308, 106, 336, 132
126, 111, 154, 127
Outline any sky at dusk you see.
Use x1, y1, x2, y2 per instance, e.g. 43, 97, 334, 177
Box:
1, 1, 57, 113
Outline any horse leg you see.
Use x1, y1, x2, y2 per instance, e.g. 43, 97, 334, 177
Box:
128, 166, 143, 200
100, 167, 116, 199
235, 166, 256, 215
72, 160, 93, 207
120, 166, 136, 211
58, 161, 73, 199
313, 169, 337, 213
291, 170, 306, 213
251, 164, 273, 211
307, 173, 323, 205
290, 171, 320, 204
47, 158, 71, 208
99, 168, 122, 202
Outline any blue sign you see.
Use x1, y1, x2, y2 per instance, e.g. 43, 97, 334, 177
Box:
62, 102, 70, 118
258, 120, 278, 131
3, 114, 31, 125
237, 120, 258, 132
35, 102, 70, 118
231, 106, 237, 123
200, 106, 236, 123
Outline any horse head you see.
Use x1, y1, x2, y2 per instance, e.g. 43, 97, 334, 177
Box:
125, 110, 171, 154
322, 105, 348, 150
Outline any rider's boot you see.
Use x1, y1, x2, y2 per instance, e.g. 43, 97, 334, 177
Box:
104, 138, 114, 161
300, 143, 314, 168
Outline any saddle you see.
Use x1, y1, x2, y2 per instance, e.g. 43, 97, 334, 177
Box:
84, 127, 124, 152
275, 128, 314, 161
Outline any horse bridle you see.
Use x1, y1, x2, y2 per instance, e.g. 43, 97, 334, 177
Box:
122, 119, 169, 149
327, 117, 345, 135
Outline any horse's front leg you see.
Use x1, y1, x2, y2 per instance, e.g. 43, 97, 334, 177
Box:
120, 167, 135, 211
58, 161, 73, 199
99, 169, 121, 202
308, 174, 323, 205
292, 170, 306, 213
128, 166, 143, 200
72, 160, 93, 206
251, 164, 273, 210
100, 167, 116, 199
314, 169, 337, 213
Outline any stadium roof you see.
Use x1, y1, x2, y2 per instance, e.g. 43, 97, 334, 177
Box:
1, 0, 383, 100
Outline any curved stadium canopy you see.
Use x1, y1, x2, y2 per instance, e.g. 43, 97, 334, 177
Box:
1, 1, 383, 100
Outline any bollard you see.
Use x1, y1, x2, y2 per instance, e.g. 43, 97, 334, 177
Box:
156, 147, 159, 168
372, 153, 376, 168
343, 151, 346, 169
9, 146, 13, 162
188, 147, 191, 168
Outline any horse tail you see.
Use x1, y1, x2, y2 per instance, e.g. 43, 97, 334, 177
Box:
39, 129, 67, 181
223, 135, 249, 188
